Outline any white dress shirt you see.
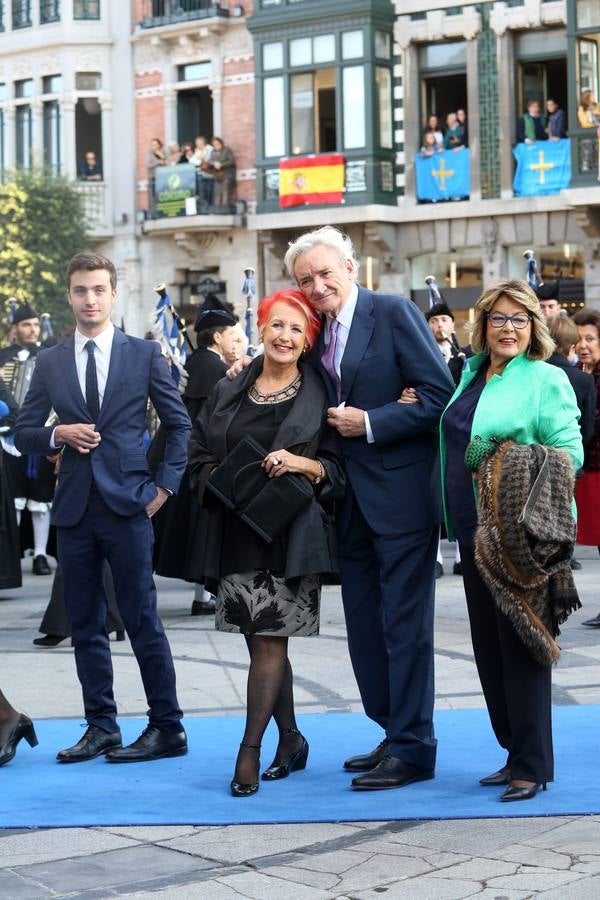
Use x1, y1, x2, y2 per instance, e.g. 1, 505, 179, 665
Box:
51, 323, 114, 448
323, 283, 375, 443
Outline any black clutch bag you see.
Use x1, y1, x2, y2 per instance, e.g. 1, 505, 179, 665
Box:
206, 435, 314, 543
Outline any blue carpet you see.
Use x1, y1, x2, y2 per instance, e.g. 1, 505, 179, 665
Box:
1, 706, 599, 828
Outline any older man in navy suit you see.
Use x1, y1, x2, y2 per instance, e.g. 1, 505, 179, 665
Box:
15, 252, 191, 764
286, 227, 454, 790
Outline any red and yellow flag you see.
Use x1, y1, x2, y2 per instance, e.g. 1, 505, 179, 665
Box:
279, 154, 345, 208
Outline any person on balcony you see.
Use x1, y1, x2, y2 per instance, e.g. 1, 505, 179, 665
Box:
192, 135, 215, 206
517, 99, 548, 144
443, 113, 465, 150
457, 109, 468, 147
419, 132, 442, 157
79, 151, 103, 182
211, 137, 236, 211
424, 114, 444, 151
546, 98, 567, 140
146, 138, 167, 174
577, 90, 598, 128
166, 141, 182, 166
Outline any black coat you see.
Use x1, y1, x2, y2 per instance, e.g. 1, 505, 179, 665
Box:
184, 348, 227, 423
188, 356, 345, 585
547, 353, 595, 449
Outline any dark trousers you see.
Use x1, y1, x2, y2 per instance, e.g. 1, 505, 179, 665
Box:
337, 493, 437, 769
460, 544, 553, 783
57, 486, 182, 735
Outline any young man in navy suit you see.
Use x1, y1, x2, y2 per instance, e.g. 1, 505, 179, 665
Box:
286, 227, 454, 790
15, 253, 192, 763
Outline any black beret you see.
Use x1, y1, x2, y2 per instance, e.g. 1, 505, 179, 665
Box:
13, 303, 39, 324
194, 308, 237, 333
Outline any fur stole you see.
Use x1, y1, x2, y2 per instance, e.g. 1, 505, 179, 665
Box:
475, 441, 580, 666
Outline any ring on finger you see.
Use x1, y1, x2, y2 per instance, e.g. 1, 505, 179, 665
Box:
273, 456, 282, 466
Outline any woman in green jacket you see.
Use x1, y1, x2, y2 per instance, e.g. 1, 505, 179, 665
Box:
440, 281, 582, 802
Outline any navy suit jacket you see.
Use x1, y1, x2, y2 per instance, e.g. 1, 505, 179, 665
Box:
14, 329, 191, 527
315, 287, 454, 536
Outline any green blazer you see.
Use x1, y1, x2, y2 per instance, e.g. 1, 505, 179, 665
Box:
440, 352, 584, 540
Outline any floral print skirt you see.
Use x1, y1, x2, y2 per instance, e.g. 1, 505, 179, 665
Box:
216, 570, 321, 636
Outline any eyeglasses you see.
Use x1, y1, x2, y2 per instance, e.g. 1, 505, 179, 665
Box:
487, 312, 532, 329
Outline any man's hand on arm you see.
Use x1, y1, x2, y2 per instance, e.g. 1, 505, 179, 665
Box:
146, 485, 171, 518
326, 406, 367, 438
53, 423, 101, 454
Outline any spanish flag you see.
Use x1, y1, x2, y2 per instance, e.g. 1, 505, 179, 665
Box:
279, 154, 345, 208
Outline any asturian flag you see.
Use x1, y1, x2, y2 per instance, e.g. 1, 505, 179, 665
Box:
279, 154, 345, 208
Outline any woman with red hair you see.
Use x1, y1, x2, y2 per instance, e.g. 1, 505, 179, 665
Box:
189, 290, 345, 797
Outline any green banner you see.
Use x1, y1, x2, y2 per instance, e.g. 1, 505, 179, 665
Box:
154, 164, 197, 218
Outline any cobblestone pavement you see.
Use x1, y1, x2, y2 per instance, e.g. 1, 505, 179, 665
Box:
1, 542, 600, 899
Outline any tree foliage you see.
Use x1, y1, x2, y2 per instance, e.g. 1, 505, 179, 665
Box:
0, 169, 88, 342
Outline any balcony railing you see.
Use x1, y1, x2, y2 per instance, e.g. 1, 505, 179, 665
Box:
74, 181, 108, 231
139, 0, 229, 27
148, 166, 237, 219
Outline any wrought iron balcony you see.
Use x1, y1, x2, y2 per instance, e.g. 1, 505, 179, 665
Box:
138, 0, 229, 28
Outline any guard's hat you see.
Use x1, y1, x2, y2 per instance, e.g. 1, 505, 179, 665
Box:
425, 302, 454, 321
13, 303, 39, 324
535, 281, 559, 301
194, 292, 236, 332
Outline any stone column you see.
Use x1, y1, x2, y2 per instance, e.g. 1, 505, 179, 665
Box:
210, 79, 223, 137
4, 107, 16, 170
32, 98, 43, 168
61, 94, 77, 179
466, 37, 481, 201
396, 37, 418, 204
163, 87, 177, 142
493, 19, 515, 199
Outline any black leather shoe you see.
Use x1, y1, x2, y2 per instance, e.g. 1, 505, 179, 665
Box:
0, 715, 39, 766
231, 741, 260, 796
57, 725, 122, 763
114, 631, 126, 642
32, 555, 51, 575
343, 739, 390, 772
500, 782, 546, 802
480, 768, 511, 786
453, 562, 463, 576
570, 558, 582, 571
582, 614, 600, 627
351, 757, 435, 791
435, 561, 444, 579
191, 599, 215, 616
33, 634, 68, 647
262, 729, 308, 781
105, 724, 187, 763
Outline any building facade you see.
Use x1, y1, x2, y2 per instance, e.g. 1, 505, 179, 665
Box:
1, 0, 600, 340
247, 0, 600, 338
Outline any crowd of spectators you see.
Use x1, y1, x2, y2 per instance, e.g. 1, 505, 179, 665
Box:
145, 134, 237, 211
420, 109, 468, 156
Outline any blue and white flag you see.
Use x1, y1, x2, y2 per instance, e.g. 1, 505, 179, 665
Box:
415, 149, 470, 202
513, 139, 571, 197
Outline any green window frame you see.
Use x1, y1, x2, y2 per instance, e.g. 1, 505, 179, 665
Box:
73, 0, 99, 19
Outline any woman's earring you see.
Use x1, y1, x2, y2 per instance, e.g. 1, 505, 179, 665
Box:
303, 343, 310, 353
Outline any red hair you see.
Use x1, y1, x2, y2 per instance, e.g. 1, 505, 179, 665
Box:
257, 289, 321, 349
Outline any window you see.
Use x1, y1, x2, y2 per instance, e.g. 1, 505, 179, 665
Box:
578, 0, 600, 28
12, 0, 32, 28
42, 74, 62, 93
40, 0, 60, 23
263, 42, 283, 71
0, 84, 6, 101
290, 67, 337, 155
16, 105, 32, 169
342, 30, 363, 60
15, 79, 34, 99
0, 2, 4, 31
177, 62, 212, 82
263, 76, 285, 157
73, 0, 99, 18
291, 73, 314, 154
375, 67, 392, 149
75, 72, 101, 90
375, 30, 391, 59
342, 66, 365, 148
43, 100, 61, 172
289, 33, 335, 67
579, 38, 599, 98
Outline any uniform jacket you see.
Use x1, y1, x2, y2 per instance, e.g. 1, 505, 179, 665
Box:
440, 352, 584, 540
312, 287, 454, 536
547, 353, 595, 450
14, 328, 191, 527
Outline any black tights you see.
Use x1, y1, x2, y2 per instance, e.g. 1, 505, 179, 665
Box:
233, 635, 302, 784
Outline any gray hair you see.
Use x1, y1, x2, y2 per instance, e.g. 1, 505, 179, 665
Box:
284, 226, 360, 280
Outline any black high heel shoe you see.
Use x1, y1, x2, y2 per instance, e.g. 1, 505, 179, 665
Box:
500, 782, 547, 802
479, 767, 511, 786
0, 715, 39, 767
230, 741, 260, 797
262, 728, 309, 781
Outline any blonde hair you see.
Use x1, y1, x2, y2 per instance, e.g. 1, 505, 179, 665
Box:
549, 315, 579, 357
284, 226, 359, 280
471, 279, 555, 361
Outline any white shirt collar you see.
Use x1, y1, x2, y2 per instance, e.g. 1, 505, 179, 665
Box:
328, 282, 359, 332
74, 322, 115, 354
